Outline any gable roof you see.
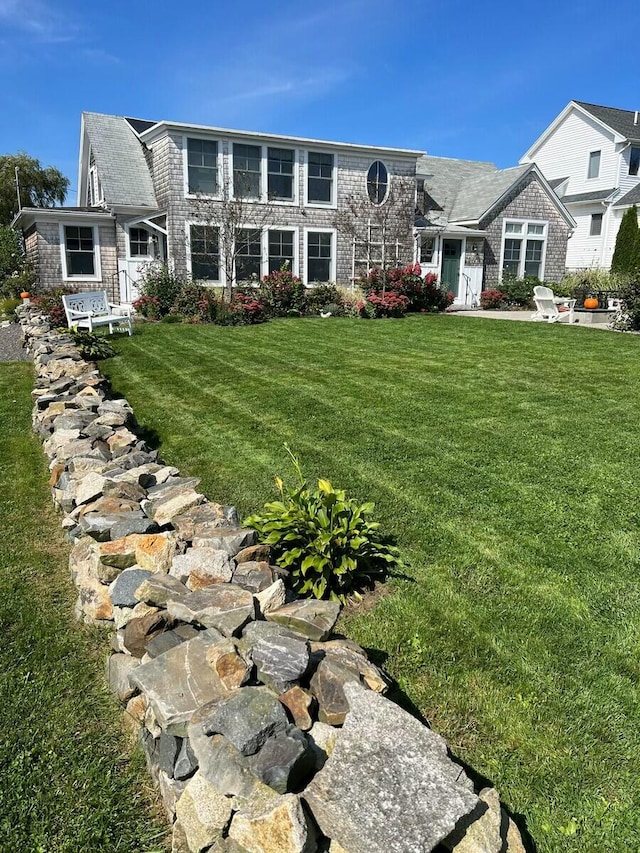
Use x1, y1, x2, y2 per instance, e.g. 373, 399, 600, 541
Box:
450, 164, 532, 222
614, 184, 640, 207
417, 155, 496, 220
574, 101, 640, 142
81, 112, 157, 208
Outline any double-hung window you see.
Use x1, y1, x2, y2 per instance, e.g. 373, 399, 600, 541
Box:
268, 229, 295, 273
190, 225, 219, 281
233, 144, 261, 198
307, 231, 333, 282
588, 150, 601, 180
502, 221, 547, 280
267, 148, 294, 200
235, 228, 262, 282
630, 147, 640, 177
590, 213, 603, 236
187, 138, 218, 195
307, 152, 334, 204
64, 225, 97, 277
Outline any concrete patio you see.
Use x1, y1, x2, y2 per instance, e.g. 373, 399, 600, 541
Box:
450, 309, 615, 328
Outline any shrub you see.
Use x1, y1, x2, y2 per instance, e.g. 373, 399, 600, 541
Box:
171, 283, 207, 318
259, 267, 306, 317
0, 297, 21, 320
356, 265, 452, 312
245, 468, 401, 601
137, 263, 188, 316
161, 313, 184, 324
32, 289, 73, 326
480, 289, 506, 309
366, 291, 410, 318
614, 278, 640, 330
611, 205, 640, 274
304, 284, 342, 314
132, 295, 161, 320
0, 225, 35, 299
230, 292, 267, 324
500, 277, 536, 307
67, 329, 115, 360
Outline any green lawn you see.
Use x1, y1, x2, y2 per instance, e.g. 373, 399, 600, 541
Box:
0, 363, 169, 852
102, 315, 640, 852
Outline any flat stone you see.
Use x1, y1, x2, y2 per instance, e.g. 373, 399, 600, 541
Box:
74, 568, 114, 622
105, 653, 139, 703
255, 579, 287, 616
102, 479, 147, 503
192, 527, 258, 556
235, 543, 271, 564
310, 640, 389, 694
135, 573, 190, 607
123, 609, 174, 658
279, 686, 315, 731
130, 632, 227, 735
228, 792, 317, 853
248, 725, 315, 794
134, 531, 178, 573
443, 787, 502, 853
206, 640, 251, 691
266, 600, 340, 642
79, 511, 158, 541
145, 624, 200, 658
253, 635, 310, 694
169, 547, 234, 588
98, 537, 138, 571
201, 686, 289, 756
232, 561, 274, 593
110, 568, 153, 608
107, 427, 139, 456
172, 502, 241, 541
303, 683, 479, 853
175, 771, 233, 853
167, 585, 255, 637
142, 482, 205, 526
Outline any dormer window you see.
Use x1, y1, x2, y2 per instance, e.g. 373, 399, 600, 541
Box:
587, 150, 601, 179
630, 147, 640, 177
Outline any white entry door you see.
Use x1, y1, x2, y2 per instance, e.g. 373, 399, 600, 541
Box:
119, 225, 165, 303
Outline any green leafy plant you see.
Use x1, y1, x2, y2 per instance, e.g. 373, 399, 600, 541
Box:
611, 205, 640, 274
67, 329, 115, 360
245, 450, 400, 601
0, 296, 20, 320
32, 288, 74, 326
137, 263, 189, 316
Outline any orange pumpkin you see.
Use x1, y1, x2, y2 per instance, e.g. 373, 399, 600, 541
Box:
584, 297, 599, 309
20, 291, 30, 299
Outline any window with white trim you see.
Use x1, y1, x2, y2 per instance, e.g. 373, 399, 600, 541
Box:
590, 213, 603, 236
187, 138, 218, 194
268, 229, 295, 274
190, 224, 219, 281
267, 148, 294, 200
630, 147, 640, 177
587, 150, 601, 179
420, 235, 435, 264
64, 225, 96, 277
501, 220, 547, 280
235, 228, 262, 282
129, 227, 150, 257
307, 231, 333, 282
233, 144, 261, 198
307, 151, 334, 204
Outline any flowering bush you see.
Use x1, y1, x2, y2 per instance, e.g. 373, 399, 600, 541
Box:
356, 265, 453, 312
132, 295, 161, 319
171, 283, 208, 318
137, 263, 188, 317
480, 289, 506, 309
230, 292, 266, 324
259, 267, 306, 317
366, 291, 410, 318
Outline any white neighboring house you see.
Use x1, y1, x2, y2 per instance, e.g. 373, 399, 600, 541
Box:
520, 100, 640, 270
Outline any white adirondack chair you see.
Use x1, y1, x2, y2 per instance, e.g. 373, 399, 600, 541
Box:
531, 286, 576, 324
62, 291, 133, 335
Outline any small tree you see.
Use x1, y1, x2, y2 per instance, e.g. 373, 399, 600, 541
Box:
333, 174, 416, 295
0, 152, 69, 225
0, 225, 34, 297
611, 205, 640, 274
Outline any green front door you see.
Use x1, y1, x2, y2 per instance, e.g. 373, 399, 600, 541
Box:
441, 239, 462, 298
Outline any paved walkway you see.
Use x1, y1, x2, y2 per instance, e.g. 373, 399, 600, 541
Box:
0, 324, 29, 361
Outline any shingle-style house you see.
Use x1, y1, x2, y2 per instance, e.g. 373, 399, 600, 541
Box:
14, 112, 422, 302
520, 100, 640, 270
415, 155, 575, 305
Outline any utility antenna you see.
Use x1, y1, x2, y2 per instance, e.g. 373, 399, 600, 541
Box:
15, 166, 22, 213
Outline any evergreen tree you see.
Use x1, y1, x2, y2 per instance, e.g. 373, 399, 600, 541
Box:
611, 205, 640, 274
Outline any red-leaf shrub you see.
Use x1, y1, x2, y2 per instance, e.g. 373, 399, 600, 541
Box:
355, 265, 453, 312
132, 295, 161, 319
32, 289, 75, 327
480, 289, 506, 309
230, 292, 267, 324
259, 268, 306, 316
366, 291, 410, 318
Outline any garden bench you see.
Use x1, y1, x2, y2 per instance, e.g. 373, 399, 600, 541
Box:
62, 291, 132, 336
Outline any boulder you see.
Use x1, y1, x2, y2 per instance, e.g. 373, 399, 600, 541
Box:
303, 683, 479, 853
443, 787, 503, 853
175, 772, 233, 853
255, 579, 287, 616
158, 770, 188, 822
122, 609, 174, 658
170, 547, 234, 588
234, 543, 271, 564
129, 631, 228, 735
172, 502, 241, 541
186, 726, 257, 800
307, 722, 339, 771
142, 480, 205, 526
192, 527, 258, 556
253, 634, 310, 694
310, 640, 389, 694
135, 573, 190, 608
265, 600, 340, 641
174, 737, 198, 781
167, 585, 255, 637
309, 658, 360, 726
232, 561, 274, 593
228, 792, 317, 853
200, 686, 289, 756
145, 624, 200, 659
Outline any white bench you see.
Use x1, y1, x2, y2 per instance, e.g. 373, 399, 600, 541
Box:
62, 291, 132, 336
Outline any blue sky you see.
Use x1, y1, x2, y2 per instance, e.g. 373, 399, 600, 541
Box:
1, 0, 640, 200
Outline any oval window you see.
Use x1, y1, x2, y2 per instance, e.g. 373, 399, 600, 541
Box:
367, 161, 388, 205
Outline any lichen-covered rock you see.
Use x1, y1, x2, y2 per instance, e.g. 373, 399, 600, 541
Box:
175, 771, 233, 853
228, 792, 317, 853
303, 683, 479, 853
265, 600, 340, 642
443, 787, 503, 853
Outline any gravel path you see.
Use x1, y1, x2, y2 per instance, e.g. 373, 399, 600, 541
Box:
0, 324, 30, 362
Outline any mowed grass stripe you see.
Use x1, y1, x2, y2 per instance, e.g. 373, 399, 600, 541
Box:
0, 363, 168, 853
103, 317, 640, 851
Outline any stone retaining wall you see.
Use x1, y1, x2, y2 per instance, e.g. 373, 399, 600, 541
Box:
18, 304, 527, 853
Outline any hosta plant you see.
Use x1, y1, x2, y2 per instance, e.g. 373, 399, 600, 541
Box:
68, 329, 115, 360
245, 470, 400, 602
